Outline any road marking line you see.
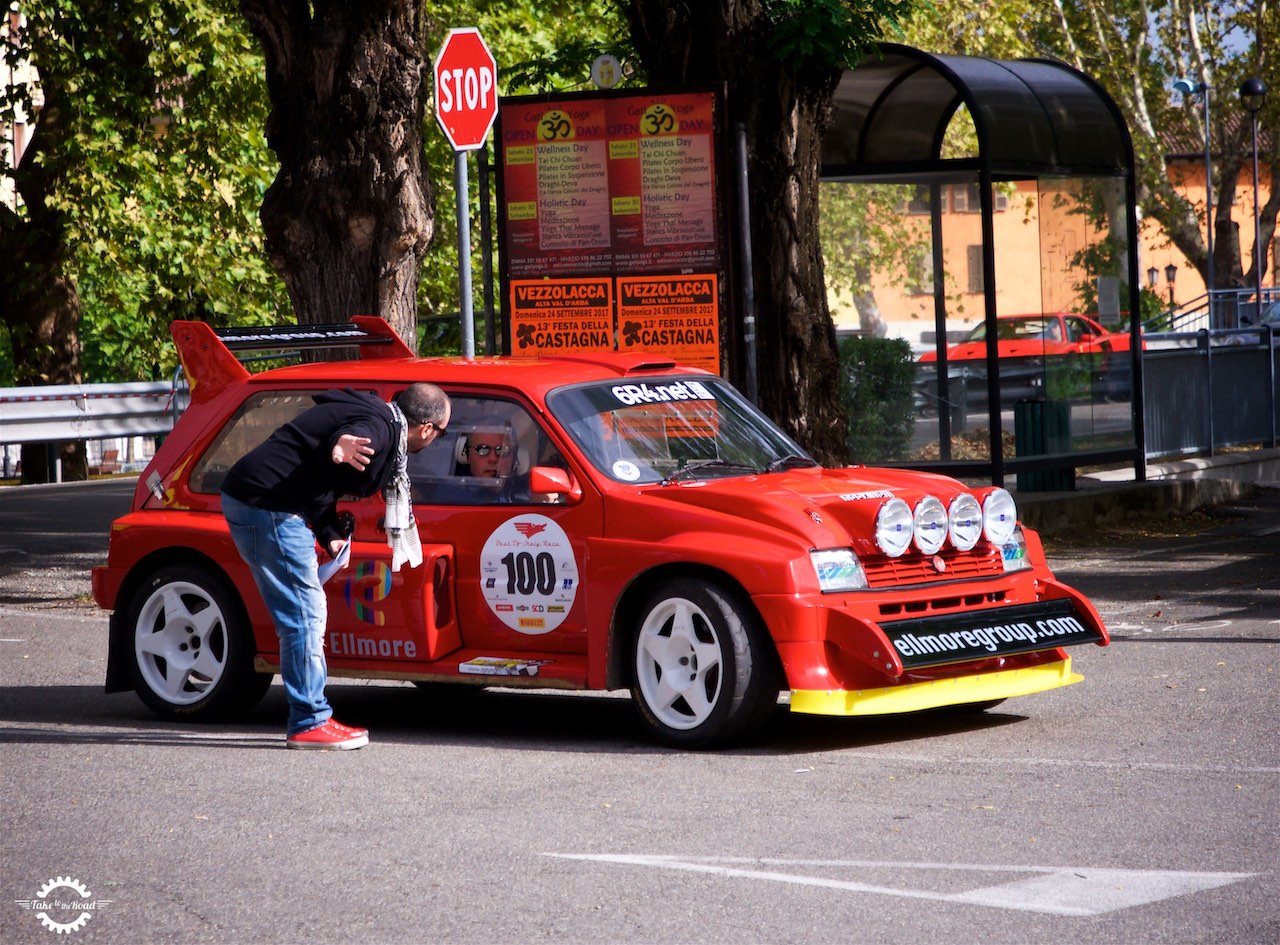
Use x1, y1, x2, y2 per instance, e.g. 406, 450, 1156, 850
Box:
831, 751, 1280, 774
544, 855, 1256, 917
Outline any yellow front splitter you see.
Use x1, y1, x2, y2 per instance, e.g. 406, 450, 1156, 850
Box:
789, 658, 1082, 716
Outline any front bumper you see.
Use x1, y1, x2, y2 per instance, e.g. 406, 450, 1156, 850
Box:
789, 656, 1081, 716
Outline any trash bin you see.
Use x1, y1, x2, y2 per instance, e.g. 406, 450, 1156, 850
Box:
1014, 399, 1072, 491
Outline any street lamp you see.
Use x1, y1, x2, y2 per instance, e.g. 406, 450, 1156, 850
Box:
1165, 263, 1178, 306
1174, 79, 1213, 305
1240, 77, 1267, 322
1147, 266, 1159, 290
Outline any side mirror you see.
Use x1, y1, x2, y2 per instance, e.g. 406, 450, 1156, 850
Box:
529, 465, 582, 503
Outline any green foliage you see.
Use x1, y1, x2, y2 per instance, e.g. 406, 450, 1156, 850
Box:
764, 0, 911, 70
820, 181, 937, 333
837, 334, 917, 462
6, 0, 288, 382
0, 330, 13, 387
1138, 287, 1172, 331
419, 1, 633, 351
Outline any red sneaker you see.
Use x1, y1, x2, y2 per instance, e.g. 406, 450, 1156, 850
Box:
286, 719, 369, 750
325, 719, 369, 738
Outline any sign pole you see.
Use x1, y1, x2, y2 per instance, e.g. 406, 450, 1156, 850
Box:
455, 150, 475, 357
433, 26, 498, 360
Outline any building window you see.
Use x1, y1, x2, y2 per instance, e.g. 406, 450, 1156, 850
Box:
950, 183, 1008, 213
966, 245, 984, 293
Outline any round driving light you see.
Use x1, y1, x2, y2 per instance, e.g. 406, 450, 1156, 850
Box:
982, 488, 1018, 545
947, 493, 982, 551
875, 498, 913, 557
913, 495, 947, 554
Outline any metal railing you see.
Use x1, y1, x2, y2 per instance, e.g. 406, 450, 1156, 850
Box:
1144, 286, 1279, 334
0, 373, 191, 478
0, 374, 188, 445
1142, 325, 1278, 457
2, 329, 1276, 479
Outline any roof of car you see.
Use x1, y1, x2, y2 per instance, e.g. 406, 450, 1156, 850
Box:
253, 351, 699, 393
172, 317, 702, 406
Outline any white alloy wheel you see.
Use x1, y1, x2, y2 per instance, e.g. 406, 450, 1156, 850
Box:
634, 594, 725, 732
124, 565, 269, 720
630, 578, 780, 749
133, 578, 230, 706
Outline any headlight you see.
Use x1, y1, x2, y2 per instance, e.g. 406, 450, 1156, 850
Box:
947, 493, 982, 550
1001, 526, 1031, 572
810, 549, 868, 592
913, 495, 947, 554
875, 498, 913, 557
982, 488, 1018, 545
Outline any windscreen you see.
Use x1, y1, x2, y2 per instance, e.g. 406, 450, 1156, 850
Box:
547, 377, 812, 484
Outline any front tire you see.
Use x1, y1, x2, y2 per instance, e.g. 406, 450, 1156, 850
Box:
631, 578, 780, 749
124, 564, 270, 721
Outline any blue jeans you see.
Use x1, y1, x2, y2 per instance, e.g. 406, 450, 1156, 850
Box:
222, 493, 332, 735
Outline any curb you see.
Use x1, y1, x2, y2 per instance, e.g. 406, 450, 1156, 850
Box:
1016, 478, 1261, 536
1014, 447, 1280, 535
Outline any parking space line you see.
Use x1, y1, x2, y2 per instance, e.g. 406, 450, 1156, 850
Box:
545, 854, 1256, 917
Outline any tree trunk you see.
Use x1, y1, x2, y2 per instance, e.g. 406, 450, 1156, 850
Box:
853, 261, 888, 337
0, 71, 88, 483
240, 0, 434, 345
625, 1, 851, 465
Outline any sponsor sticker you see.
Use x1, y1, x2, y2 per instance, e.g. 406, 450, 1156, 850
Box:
609, 380, 716, 406
881, 600, 1103, 669
459, 657, 552, 677
480, 514, 579, 634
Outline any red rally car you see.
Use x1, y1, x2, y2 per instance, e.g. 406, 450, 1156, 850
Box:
93, 318, 1109, 748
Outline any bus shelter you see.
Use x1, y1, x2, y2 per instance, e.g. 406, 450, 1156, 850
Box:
822, 44, 1143, 487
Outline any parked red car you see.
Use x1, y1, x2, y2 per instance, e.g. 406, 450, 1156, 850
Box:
93, 318, 1109, 748
918, 313, 1133, 363
917, 313, 1135, 407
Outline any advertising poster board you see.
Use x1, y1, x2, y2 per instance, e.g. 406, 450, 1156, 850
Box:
496, 87, 726, 372
509, 277, 614, 356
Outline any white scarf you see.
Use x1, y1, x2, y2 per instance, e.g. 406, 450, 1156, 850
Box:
384, 402, 423, 572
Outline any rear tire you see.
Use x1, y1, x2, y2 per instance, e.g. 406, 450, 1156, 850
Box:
631, 578, 780, 749
124, 564, 270, 721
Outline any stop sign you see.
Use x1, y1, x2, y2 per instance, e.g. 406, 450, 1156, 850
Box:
433, 28, 498, 151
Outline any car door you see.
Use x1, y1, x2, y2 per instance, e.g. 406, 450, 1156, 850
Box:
402, 392, 603, 660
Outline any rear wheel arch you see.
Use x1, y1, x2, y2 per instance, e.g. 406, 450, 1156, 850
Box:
108, 550, 254, 689
120, 558, 270, 720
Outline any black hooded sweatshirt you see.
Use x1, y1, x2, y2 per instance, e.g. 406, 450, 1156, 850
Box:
221, 389, 398, 548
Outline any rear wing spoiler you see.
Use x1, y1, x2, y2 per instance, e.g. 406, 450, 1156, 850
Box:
171, 316, 415, 406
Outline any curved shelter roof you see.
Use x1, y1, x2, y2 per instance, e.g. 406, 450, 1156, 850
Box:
823, 43, 1133, 179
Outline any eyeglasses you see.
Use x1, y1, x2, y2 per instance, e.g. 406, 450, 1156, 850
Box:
427, 420, 447, 435
468, 444, 512, 457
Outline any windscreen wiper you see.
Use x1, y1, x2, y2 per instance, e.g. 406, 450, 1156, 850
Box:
764, 453, 819, 472
661, 459, 760, 485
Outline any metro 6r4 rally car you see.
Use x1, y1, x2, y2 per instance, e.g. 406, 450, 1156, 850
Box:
93, 318, 1108, 748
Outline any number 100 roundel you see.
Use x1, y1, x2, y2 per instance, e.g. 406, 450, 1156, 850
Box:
480, 514, 579, 634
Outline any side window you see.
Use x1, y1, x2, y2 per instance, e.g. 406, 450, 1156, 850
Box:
408, 397, 561, 506
1066, 318, 1095, 342
189, 391, 321, 494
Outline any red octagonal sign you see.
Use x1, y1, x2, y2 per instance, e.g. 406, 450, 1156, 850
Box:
434, 27, 498, 151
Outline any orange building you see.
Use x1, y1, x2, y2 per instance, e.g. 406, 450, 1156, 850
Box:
826, 137, 1274, 345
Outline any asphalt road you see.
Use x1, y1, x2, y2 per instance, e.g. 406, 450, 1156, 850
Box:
1, 479, 1277, 945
